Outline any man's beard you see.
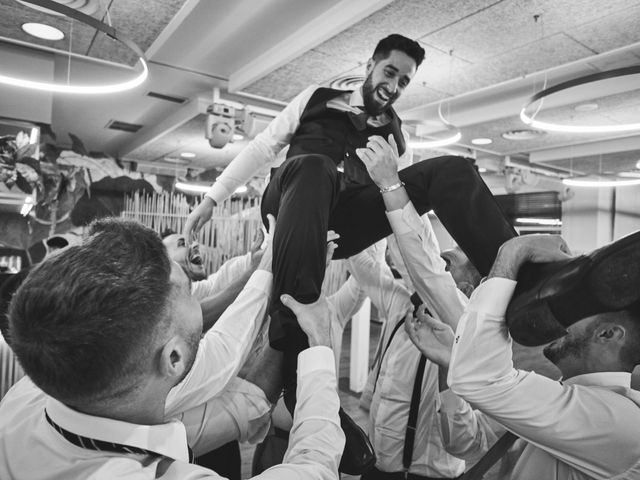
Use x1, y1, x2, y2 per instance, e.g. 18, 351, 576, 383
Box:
178, 328, 202, 384
361, 74, 399, 115
542, 333, 589, 365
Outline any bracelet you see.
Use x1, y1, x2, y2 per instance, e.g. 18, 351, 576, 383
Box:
379, 181, 405, 194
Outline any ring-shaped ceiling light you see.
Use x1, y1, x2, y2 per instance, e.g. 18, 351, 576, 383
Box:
562, 176, 640, 188
520, 66, 640, 133
1, 0, 148, 94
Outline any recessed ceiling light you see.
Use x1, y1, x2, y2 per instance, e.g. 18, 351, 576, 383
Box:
574, 103, 599, 112
471, 137, 492, 145
234, 185, 248, 194
635, 160, 640, 170
233, 133, 244, 141
180, 152, 196, 158
21, 23, 65, 41
478, 167, 487, 173
501, 129, 546, 141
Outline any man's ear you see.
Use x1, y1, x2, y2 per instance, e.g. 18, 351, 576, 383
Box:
158, 336, 189, 382
365, 58, 374, 76
596, 323, 626, 344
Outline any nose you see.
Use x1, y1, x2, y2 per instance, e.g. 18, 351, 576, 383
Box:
387, 76, 399, 93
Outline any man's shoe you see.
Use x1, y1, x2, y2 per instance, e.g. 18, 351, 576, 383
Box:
338, 407, 376, 475
506, 230, 640, 346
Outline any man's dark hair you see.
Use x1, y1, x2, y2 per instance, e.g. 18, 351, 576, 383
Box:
373, 34, 425, 67
8, 218, 172, 404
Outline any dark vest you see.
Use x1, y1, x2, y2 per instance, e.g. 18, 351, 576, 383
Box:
287, 87, 406, 186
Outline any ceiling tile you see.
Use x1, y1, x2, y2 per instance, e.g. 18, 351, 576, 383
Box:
312, 0, 499, 64
242, 50, 357, 102
568, 4, 640, 54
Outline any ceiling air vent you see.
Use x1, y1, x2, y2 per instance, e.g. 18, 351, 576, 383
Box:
146, 91, 188, 104
106, 120, 143, 133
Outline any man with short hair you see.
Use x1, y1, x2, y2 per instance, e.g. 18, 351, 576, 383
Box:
0, 217, 345, 480
185, 34, 516, 473
407, 234, 640, 479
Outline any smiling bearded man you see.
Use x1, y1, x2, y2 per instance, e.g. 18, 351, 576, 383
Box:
183, 34, 518, 475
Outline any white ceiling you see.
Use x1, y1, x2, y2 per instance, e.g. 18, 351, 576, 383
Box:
1, 0, 640, 194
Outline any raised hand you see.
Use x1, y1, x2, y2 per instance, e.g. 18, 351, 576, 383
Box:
404, 306, 455, 367
280, 294, 334, 348
355, 134, 401, 189
184, 197, 215, 241
490, 234, 573, 280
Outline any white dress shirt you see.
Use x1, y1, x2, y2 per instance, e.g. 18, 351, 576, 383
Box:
0, 347, 344, 480
350, 203, 492, 477
449, 278, 640, 479
165, 269, 271, 416
205, 85, 413, 204
191, 252, 252, 301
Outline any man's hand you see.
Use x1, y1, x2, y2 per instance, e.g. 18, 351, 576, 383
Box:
489, 234, 572, 280
184, 197, 215, 240
405, 306, 455, 368
325, 230, 339, 269
257, 214, 276, 273
355, 134, 401, 189
280, 294, 333, 348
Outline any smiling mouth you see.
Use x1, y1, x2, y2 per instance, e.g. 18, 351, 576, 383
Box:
376, 86, 392, 103
189, 244, 203, 266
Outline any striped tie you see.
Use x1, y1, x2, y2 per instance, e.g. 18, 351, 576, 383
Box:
45, 410, 195, 463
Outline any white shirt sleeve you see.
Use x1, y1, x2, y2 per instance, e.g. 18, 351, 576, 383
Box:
176, 378, 273, 456
205, 86, 318, 203
253, 346, 344, 480
448, 278, 640, 478
191, 252, 253, 301
165, 270, 272, 416
165, 347, 344, 480
346, 249, 412, 320
327, 275, 367, 331
386, 204, 466, 329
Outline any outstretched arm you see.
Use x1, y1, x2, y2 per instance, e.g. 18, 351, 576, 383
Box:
183, 86, 316, 238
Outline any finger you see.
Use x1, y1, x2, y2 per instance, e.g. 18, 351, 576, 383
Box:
366, 136, 389, 154
266, 214, 276, 235
327, 230, 340, 242
355, 148, 373, 165
326, 242, 337, 261
280, 294, 301, 313
387, 134, 399, 156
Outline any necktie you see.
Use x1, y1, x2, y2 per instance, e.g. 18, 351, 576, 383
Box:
45, 409, 195, 463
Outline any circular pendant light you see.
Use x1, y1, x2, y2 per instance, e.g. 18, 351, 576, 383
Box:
520, 65, 640, 133
1, 0, 148, 94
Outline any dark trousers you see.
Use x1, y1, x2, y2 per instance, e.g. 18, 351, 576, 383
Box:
194, 440, 241, 480
261, 154, 517, 353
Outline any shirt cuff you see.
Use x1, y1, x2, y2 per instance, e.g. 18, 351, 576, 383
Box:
205, 183, 230, 204
246, 269, 272, 292
468, 277, 517, 316
298, 346, 335, 376
385, 202, 422, 236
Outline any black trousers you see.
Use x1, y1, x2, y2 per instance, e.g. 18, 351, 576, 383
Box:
261, 154, 517, 353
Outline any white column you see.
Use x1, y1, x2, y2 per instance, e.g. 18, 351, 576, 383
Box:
349, 297, 371, 393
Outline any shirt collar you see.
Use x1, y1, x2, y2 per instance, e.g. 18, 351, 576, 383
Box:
562, 371, 631, 388
349, 88, 365, 109
45, 396, 190, 462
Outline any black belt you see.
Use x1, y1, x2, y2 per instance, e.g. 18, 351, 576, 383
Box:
363, 465, 460, 480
